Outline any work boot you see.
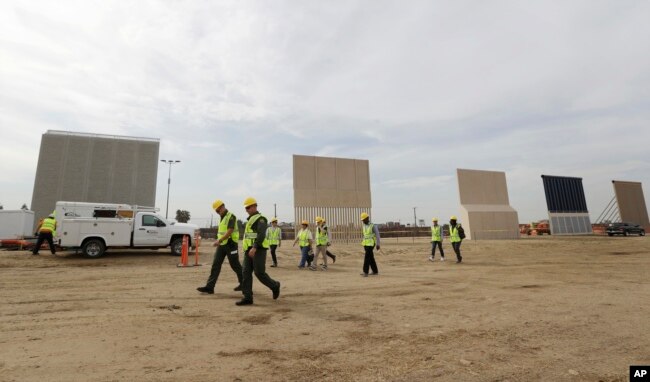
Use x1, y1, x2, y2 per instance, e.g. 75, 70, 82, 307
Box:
272, 282, 281, 300
235, 299, 253, 306
197, 286, 214, 294
233, 284, 242, 291
270, 263, 277, 268
360, 273, 368, 277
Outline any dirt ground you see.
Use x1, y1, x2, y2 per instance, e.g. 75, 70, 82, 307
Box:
1, 236, 649, 382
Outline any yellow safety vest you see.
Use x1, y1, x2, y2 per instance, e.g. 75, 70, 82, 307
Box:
297, 229, 310, 247
361, 223, 376, 246
267, 226, 281, 245
217, 211, 239, 243
243, 213, 269, 251
40, 218, 56, 233
450, 226, 461, 243
316, 225, 329, 246
431, 225, 442, 242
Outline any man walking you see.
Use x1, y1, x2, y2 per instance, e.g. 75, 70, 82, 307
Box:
32, 212, 57, 255
293, 220, 313, 268
360, 212, 381, 277
429, 217, 445, 262
323, 218, 336, 264
236, 197, 281, 306
197, 200, 243, 294
312, 216, 331, 270
449, 216, 463, 263
266, 217, 282, 267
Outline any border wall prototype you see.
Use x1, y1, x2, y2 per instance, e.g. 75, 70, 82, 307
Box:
456, 169, 519, 240
31, 130, 159, 227
293, 155, 371, 243
541, 175, 592, 235
612, 180, 650, 228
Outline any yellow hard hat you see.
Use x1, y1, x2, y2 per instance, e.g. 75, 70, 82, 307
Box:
301, 220, 309, 225
271, 217, 278, 223
432, 217, 438, 222
360, 212, 369, 220
315, 216, 323, 223
450, 215, 457, 220
243, 196, 257, 207
212, 199, 224, 210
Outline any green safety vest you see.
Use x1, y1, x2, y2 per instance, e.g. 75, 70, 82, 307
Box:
450, 226, 461, 243
40, 218, 56, 233
217, 211, 239, 243
316, 225, 329, 246
243, 213, 269, 251
297, 229, 311, 247
361, 223, 376, 246
267, 226, 281, 245
431, 225, 442, 242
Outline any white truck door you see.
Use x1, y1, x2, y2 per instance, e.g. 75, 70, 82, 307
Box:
133, 213, 168, 246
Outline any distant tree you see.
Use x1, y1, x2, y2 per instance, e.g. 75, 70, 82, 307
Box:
21, 203, 28, 210
175, 209, 191, 223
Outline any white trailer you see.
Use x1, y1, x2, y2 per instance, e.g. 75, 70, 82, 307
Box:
55, 201, 199, 258
0, 210, 35, 239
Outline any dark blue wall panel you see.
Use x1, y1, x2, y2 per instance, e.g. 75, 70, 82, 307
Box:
541, 175, 589, 213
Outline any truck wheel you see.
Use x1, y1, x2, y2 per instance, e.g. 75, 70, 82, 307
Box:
623, 231, 628, 237
82, 239, 105, 258
641, 230, 646, 236
171, 237, 183, 256
607, 233, 613, 237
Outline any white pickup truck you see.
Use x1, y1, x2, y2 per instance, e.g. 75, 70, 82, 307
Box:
55, 201, 199, 258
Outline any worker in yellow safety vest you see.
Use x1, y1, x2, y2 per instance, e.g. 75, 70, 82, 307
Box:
32, 212, 57, 255
429, 217, 445, 262
197, 200, 243, 295
360, 212, 381, 277
312, 216, 331, 271
293, 220, 313, 268
266, 217, 282, 267
235, 197, 280, 306
449, 216, 464, 263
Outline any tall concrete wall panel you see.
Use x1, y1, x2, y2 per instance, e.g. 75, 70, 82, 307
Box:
541, 175, 592, 235
31, 130, 159, 227
293, 155, 371, 243
456, 169, 519, 240
612, 180, 650, 227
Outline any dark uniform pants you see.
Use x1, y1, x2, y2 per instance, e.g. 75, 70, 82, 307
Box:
242, 248, 279, 301
431, 241, 444, 258
269, 245, 278, 264
451, 241, 462, 261
33, 231, 55, 254
363, 246, 378, 274
206, 241, 242, 289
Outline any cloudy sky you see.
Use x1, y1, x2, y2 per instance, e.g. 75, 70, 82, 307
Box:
1, 0, 649, 227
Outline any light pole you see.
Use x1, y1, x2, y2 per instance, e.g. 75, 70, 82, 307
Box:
160, 159, 181, 220
413, 207, 417, 243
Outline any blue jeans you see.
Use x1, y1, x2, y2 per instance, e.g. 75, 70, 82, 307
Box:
299, 246, 310, 267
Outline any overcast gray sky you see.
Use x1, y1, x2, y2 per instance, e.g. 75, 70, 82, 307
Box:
1, 1, 649, 227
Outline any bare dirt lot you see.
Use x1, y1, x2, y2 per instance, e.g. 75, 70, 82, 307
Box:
1, 236, 649, 382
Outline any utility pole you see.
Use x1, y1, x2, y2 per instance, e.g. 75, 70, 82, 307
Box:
274, 203, 277, 218
160, 159, 181, 220
413, 207, 417, 243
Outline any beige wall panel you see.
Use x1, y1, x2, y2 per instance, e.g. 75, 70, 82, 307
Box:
336, 158, 358, 191
294, 155, 370, 243
456, 168, 518, 240
356, 191, 372, 208
293, 155, 316, 190
316, 157, 337, 189
316, 190, 339, 207
457, 169, 510, 205
613, 181, 650, 227
355, 160, 371, 191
